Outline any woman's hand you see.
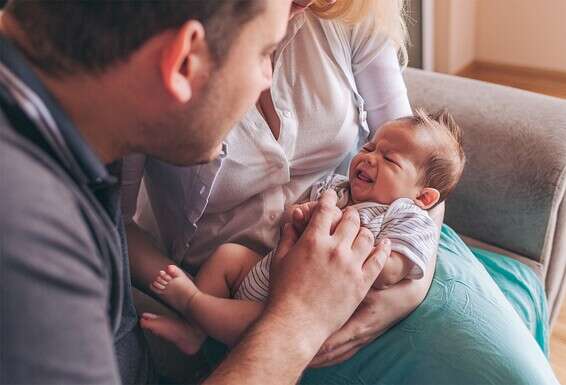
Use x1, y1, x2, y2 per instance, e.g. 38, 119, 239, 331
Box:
309, 202, 444, 367
309, 252, 436, 367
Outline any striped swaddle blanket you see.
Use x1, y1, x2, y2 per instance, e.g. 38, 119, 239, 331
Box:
234, 174, 437, 303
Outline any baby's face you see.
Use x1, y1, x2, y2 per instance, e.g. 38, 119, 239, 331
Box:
348, 121, 436, 205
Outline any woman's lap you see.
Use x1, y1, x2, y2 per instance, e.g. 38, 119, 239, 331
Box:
301, 225, 558, 385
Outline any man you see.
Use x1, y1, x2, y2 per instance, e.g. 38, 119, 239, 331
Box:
0, 1, 389, 384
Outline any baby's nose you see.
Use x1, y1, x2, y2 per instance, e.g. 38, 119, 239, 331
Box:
364, 155, 377, 167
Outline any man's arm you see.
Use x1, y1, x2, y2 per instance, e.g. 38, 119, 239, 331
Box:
205, 311, 323, 385
0, 164, 120, 384
204, 191, 391, 384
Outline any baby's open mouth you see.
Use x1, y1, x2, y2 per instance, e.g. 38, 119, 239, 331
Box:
356, 170, 374, 183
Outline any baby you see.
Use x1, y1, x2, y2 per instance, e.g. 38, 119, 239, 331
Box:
147, 109, 466, 351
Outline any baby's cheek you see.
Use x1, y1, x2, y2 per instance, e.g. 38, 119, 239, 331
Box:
374, 181, 394, 202
349, 156, 361, 170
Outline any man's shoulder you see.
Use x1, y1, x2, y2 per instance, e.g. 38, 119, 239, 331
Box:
0, 129, 124, 385
0, 125, 78, 215
0, 123, 104, 271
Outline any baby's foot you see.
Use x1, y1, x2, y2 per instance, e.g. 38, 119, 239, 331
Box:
150, 265, 199, 315
140, 313, 205, 355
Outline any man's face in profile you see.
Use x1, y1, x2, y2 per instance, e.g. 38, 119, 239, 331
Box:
150, 0, 292, 166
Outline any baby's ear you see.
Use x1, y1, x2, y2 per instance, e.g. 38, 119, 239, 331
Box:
415, 188, 440, 210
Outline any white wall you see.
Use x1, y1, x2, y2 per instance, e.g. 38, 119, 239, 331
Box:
433, 0, 477, 74
476, 0, 566, 73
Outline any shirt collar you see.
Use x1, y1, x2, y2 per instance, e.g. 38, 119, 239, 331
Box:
274, 12, 306, 63
0, 34, 115, 187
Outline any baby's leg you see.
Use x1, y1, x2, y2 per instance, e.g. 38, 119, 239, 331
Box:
195, 243, 262, 297
150, 244, 266, 347
149, 243, 260, 310
192, 243, 267, 346
139, 312, 204, 356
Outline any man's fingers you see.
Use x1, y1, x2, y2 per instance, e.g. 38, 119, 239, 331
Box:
351, 227, 375, 259
310, 343, 361, 368
315, 346, 360, 368
333, 207, 361, 245
273, 223, 299, 264
304, 190, 339, 236
316, 313, 368, 357
362, 238, 391, 283
310, 339, 365, 368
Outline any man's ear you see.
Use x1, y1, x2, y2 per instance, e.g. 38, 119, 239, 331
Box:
415, 187, 440, 210
160, 20, 208, 103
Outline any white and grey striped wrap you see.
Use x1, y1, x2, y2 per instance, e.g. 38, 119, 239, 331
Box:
234, 174, 437, 303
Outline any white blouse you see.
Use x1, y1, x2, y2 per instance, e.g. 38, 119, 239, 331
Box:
121, 11, 412, 271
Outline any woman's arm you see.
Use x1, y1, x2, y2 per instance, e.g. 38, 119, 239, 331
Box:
120, 155, 179, 294
126, 222, 180, 292
120, 154, 146, 225
354, 41, 413, 131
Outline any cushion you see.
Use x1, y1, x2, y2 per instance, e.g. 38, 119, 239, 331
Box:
301, 225, 557, 384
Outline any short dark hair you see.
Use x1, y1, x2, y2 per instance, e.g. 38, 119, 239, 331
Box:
398, 109, 466, 205
5, 0, 264, 76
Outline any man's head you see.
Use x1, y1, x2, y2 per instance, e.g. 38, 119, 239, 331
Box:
349, 109, 466, 209
3, 0, 292, 165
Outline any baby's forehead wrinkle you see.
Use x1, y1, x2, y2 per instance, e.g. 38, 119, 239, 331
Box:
378, 130, 414, 155
377, 122, 441, 165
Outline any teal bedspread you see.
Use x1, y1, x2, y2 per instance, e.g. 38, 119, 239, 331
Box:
205, 225, 559, 384
470, 246, 549, 356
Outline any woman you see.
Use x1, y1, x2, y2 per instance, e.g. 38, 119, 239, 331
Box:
122, 0, 557, 383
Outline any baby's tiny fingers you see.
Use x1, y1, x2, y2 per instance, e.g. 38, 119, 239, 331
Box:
152, 282, 166, 290
156, 277, 168, 286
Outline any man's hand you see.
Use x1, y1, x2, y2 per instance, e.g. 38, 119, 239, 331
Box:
308, 274, 432, 367
308, 203, 444, 368
205, 191, 392, 385
267, 190, 391, 354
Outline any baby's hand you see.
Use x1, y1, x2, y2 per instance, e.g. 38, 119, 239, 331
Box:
289, 201, 343, 235
281, 202, 314, 233
371, 251, 414, 290
290, 202, 315, 233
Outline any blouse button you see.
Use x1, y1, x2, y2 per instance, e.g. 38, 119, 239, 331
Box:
282, 110, 292, 118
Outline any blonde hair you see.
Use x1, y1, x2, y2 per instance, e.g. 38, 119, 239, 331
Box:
310, 0, 408, 65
